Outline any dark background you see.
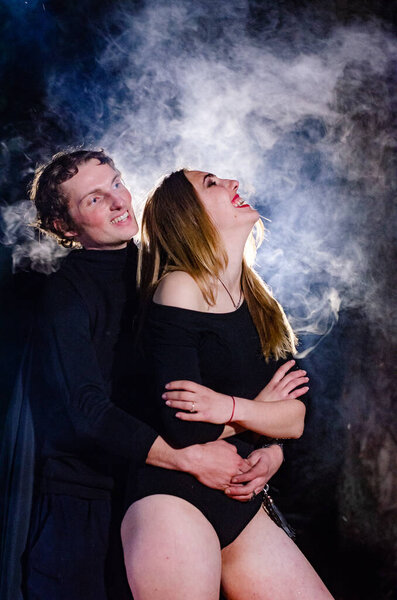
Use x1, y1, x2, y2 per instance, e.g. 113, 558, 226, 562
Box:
1, 1, 396, 599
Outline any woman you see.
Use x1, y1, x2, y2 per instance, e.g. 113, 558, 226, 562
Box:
121, 170, 334, 600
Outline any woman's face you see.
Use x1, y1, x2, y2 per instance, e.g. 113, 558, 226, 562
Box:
185, 170, 259, 236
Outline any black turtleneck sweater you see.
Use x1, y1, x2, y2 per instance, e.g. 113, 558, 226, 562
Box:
29, 244, 157, 499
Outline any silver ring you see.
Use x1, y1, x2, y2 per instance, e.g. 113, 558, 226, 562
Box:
190, 401, 196, 413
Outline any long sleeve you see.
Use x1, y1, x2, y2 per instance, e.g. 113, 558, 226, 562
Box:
146, 306, 224, 447
33, 277, 158, 467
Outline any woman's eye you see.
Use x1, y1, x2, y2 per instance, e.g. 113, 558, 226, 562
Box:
208, 180, 216, 187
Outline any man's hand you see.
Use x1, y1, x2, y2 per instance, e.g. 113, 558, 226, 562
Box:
224, 444, 284, 502
146, 437, 249, 490
180, 440, 250, 490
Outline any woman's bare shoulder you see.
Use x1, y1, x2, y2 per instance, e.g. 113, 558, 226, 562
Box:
153, 271, 206, 311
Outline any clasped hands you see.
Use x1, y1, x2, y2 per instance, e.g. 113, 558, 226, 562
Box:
224, 445, 284, 502
190, 440, 284, 502
161, 360, 305, 502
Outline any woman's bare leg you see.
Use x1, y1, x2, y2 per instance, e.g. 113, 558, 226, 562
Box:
221, 508, 334, 600
121, 495, 221, 600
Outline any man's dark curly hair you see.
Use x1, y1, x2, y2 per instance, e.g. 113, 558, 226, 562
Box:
30, 149, 116, 247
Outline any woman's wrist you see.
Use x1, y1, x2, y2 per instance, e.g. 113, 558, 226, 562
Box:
226, 395, 236, 423
231, 396, 252, 424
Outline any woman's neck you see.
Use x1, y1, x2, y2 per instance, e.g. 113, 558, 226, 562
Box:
218, 260, 242, 293
207, 236, 245, 313
219, 235, 246, 290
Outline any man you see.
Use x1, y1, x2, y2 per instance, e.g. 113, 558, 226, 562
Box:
16, 149, 283, 599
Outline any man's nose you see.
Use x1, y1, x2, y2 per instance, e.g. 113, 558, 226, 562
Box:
108, 192, 124, 209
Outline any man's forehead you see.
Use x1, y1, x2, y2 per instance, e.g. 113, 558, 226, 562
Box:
74, 158, 118, 177
61, 160, 119, 198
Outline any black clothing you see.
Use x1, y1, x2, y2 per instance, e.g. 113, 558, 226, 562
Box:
0, 348, 35, 600
24, 495, 111, 600
29, 245, 157, 497
127, 301, 283, 548
22, 245, 157, 600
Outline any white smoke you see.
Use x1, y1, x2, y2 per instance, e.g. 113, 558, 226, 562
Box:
93, 2, 395, 350
1, 201, 68, 274
3, 0, 396, 350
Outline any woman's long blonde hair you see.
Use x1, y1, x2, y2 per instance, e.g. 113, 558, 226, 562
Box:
139, 169, 297, 360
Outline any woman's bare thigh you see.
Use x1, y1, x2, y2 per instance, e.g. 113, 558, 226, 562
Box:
221, 507, 334, 600
121, 494, 222, 600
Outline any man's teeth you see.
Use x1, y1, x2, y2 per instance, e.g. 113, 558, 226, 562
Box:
111, 211, 129, 224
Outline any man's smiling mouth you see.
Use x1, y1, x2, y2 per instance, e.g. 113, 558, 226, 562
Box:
111, 211, 129, 224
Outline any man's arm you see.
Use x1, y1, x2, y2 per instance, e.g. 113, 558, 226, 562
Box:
146, 437, 250, 490
40, 276, 248, 488
146, 438, 284, 499
37, 278, 159, 467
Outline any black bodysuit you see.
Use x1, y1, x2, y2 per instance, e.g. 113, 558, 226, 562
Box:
127, 300, 285, 548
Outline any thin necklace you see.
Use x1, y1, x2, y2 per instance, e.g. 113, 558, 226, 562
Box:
217, 277, 243, 310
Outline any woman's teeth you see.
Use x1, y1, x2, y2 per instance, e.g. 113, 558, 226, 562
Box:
232, 196, 247, 207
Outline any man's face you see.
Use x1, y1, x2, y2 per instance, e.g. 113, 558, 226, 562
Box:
60, 159, 138, 250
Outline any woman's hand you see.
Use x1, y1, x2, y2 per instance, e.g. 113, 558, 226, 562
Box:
256, 360, 309, 403
162, 381, 235, 424
163, 370, 307, 438
224, 445, 284, 502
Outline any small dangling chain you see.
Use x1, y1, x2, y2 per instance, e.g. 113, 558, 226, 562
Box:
217, 277, 243, 310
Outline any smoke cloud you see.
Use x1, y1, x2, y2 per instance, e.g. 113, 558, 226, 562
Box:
1, 200, 67, 274
2, 0, 396, 351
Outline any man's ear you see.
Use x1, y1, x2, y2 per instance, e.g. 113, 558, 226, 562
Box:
53, 219, 78, 239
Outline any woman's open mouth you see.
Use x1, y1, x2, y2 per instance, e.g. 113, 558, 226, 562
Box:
232, 194, 250, 208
